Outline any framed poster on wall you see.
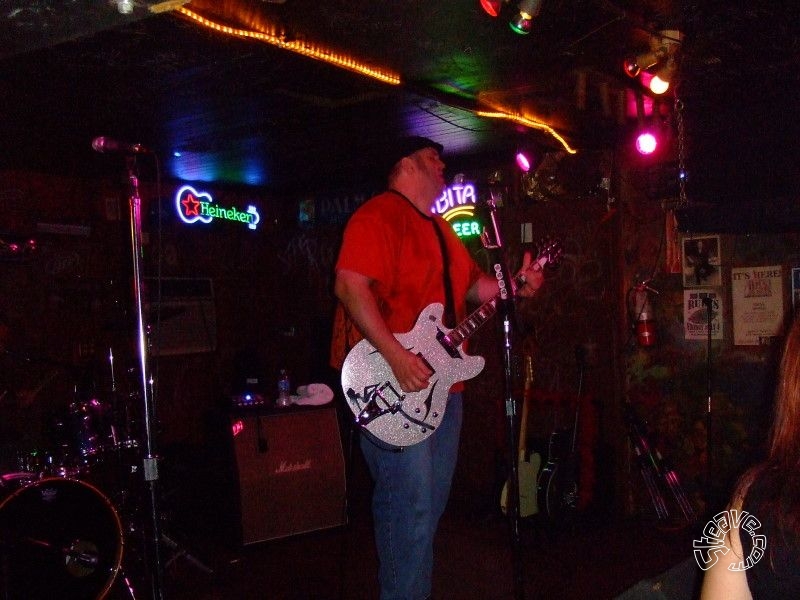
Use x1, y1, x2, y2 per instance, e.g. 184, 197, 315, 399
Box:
684, 289, 723, 340
731, 265, 784, 345
682, 235, 721, 287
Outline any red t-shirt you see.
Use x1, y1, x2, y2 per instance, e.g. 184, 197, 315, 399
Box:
330, 190, 483, 370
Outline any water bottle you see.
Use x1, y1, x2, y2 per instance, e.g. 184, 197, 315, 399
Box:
277, 369, 291, 407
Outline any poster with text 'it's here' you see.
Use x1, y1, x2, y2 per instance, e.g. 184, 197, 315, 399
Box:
731, 266, 784, 346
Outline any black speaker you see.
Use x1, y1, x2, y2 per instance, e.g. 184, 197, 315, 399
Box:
229, 405, 347, 545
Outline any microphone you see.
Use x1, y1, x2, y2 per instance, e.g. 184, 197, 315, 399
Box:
91, 136, 150, 154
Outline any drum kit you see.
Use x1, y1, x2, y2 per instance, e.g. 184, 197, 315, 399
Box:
0, 351, 157, 600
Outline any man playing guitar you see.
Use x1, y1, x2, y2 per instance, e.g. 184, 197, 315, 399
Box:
330, 136, 544, 600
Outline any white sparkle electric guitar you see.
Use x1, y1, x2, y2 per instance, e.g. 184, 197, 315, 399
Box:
341, 240, 561, 447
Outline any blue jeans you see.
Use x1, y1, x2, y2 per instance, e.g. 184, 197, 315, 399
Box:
360, 392, 463, 600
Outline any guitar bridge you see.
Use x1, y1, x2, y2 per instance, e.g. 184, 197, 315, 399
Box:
349, 382, 404, 426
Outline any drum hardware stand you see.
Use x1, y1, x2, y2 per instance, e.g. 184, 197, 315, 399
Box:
161, 532, 214, 574
480, 191, 525, 600
1, 540, 9, 600
624, 402, 696, 525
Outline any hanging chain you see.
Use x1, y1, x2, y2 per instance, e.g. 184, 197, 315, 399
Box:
675, 97, 688, 208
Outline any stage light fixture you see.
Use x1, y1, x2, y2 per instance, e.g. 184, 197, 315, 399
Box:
635, 132, 657, 155
509, 0, 542, 35
623, 29, 682, 88
649, 58, 676, 94
633, 91, 658, 155
623, 51, 661, 78
480, 0, 503, 17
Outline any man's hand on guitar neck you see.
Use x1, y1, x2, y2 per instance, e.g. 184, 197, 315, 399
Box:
514, 251, 545, 298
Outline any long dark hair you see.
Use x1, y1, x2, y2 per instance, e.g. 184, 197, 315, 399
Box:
735, 315, 800, 567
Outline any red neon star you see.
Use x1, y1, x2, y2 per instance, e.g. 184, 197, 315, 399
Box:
182, 193, 201, 216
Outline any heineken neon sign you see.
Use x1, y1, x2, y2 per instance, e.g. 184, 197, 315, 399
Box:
431, 182, 481, 238
175, 185, 261, 230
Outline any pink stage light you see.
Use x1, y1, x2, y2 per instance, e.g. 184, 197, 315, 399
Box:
515, 151, 532, 172
635, 132, 658, 155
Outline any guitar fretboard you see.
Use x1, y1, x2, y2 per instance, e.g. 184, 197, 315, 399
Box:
445, 271, 526, 348
442, 241, 558, 350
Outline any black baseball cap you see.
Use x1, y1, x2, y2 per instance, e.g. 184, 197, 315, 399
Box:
384, 136, 444, 175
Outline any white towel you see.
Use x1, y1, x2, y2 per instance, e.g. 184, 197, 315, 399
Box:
291, 383, 334, 406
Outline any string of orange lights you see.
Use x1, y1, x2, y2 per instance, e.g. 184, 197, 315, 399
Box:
176, 6, 576, 154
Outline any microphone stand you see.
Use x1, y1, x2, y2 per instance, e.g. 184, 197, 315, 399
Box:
124, 156, 165, 600
702, 296, 714, 510
481, 195, 525, 600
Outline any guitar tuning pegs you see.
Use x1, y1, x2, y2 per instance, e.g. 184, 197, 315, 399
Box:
536, 237, 563, 270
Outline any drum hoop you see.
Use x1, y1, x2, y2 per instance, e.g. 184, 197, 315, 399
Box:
0, 475, 125, 600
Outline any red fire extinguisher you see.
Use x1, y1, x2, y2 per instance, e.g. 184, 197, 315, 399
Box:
629, 280, 658, 347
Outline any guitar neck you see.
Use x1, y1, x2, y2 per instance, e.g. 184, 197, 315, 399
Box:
442, 242, 557, 356
519, 355, 533, 454
445, 271, 526, 348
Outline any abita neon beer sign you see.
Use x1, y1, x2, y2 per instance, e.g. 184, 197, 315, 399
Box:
431, 182, 481, 238
176, 185, 260, 230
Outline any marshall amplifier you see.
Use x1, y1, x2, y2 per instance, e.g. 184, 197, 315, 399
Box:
229, 405, 347, 544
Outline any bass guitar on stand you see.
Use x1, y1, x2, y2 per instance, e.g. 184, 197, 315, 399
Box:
500, 354, 541, 517
341, 240, 562, 448
537, 345, 587, 522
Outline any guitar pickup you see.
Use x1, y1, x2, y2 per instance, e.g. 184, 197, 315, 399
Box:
436, 328, 461, 359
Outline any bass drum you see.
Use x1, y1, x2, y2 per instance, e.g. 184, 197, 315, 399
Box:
0, 477, 123, 600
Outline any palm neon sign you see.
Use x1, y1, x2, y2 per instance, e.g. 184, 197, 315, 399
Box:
175, 185, 261, 230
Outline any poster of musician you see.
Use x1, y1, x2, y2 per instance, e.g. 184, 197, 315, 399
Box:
684, 289, 723, 340
731, 265, 784, 345
682, 234, 721, 287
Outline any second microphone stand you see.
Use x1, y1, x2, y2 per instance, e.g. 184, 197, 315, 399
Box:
481, 197, 525, 600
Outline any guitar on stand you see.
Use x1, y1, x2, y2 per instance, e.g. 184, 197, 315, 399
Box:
537, 345, 587, 523
500, 354, 541, 517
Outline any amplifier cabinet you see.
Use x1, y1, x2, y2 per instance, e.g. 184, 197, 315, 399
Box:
229, 405, 347, 545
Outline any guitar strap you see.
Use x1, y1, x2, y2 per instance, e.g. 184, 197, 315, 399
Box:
431, 219, 456, 329
387, 188, 456, 329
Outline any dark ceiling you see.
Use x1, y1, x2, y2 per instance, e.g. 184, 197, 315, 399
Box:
0, 0, 799, 201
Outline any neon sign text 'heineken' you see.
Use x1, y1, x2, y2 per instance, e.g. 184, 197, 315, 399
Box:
175, 185, 261, 230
